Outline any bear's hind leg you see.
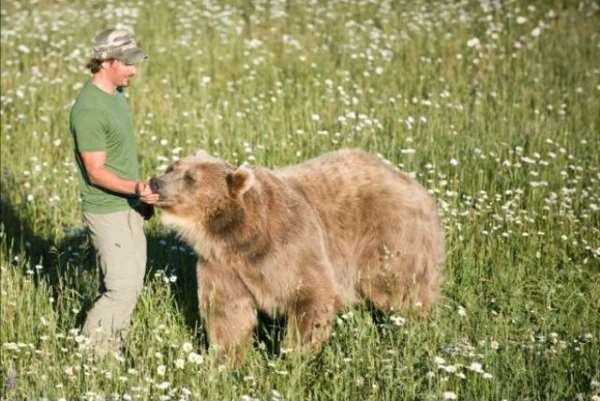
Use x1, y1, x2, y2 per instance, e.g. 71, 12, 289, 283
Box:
358, 244, 440, 314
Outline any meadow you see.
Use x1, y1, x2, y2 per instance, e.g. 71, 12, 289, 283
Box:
1, 0, 599, 399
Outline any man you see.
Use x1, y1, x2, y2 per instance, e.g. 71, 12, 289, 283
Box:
69, 28, 159, 355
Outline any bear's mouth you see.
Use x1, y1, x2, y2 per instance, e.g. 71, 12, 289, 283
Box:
148, 177, 181, 208
154, 197, 176, 208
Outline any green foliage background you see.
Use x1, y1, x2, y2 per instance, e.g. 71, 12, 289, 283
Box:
1, 0, 599, 400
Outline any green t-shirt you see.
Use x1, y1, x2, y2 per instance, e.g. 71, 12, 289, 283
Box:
70, 81, 140, 213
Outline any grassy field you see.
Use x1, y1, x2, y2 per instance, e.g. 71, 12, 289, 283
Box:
1, 0, 599, 399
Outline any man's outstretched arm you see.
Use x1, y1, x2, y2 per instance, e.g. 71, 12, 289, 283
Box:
80, 151, 159, 204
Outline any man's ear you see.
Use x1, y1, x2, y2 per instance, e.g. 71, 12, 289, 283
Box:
226, 166, 255, 198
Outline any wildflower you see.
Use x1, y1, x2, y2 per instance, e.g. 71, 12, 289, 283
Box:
443, 391, 458, 400
156, 381, 170, 390
157, 365, 166, 376
182, 342, 193, 353
443, 365, 458, 373
531, 27, 542, 37
434, 356, 446, 365
467, 38, 480, 48
75, 335, 87, 345
390, 315, 406, 326
175, 358, 185, 369
3, 342, 19, 351
467, 362, 484, 373
521, 156, 536, 164
516, 16, 527, 24
187, 352, 203, 365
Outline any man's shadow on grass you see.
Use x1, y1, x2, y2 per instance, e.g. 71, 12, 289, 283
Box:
0, 193, 285, 356
0, 192, 201, 332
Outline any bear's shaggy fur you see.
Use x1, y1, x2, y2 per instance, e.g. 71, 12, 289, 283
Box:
151, 149, 444, 360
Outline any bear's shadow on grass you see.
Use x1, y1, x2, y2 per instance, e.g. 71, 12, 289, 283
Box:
1, 194, 287, 357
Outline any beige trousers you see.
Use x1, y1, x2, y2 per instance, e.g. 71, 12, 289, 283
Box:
82, 209, 146, 350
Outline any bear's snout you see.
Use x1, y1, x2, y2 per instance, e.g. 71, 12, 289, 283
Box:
149, 177, 161, 194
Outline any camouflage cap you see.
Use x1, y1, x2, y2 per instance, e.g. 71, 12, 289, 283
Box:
92, 29, 147, 64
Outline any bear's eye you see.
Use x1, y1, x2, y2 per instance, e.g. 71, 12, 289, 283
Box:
166, 160, 181, 173
184, 171, 196, 183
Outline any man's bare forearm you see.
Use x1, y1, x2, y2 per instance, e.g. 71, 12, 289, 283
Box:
87, 166, 139, 196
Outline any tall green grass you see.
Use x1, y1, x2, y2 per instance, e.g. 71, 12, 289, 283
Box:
1, 0, 599, 399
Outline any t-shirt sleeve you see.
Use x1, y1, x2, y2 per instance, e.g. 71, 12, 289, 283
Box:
71, 108, 107, 152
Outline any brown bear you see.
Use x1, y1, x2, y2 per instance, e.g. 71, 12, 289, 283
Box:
150, 148, 444, 361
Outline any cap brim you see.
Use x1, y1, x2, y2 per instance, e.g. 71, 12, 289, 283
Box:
119, 48, 147, 65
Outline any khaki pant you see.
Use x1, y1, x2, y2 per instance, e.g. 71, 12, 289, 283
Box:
82, 209, 146, 351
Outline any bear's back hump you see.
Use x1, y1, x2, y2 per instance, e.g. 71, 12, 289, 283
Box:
275, 149, 427, 218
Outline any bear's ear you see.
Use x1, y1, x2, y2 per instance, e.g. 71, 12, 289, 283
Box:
226, 166, 255, 198
193, 149, 218, 162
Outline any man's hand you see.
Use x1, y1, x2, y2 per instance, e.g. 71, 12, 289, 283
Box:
136, 181, 159, 220
137, 181, 160, 205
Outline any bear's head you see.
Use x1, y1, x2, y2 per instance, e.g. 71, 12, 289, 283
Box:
150, 150, 256, 238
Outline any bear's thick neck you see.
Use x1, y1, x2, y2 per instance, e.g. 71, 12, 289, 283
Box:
206, 201, 245, 238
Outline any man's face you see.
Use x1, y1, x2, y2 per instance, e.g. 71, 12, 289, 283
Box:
103, 60, 137, 88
